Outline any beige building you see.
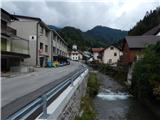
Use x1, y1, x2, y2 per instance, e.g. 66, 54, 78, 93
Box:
10, 15, 68, 67
92, 46, 123, 66
102, 46, 123, 66
1, 9, 30, 72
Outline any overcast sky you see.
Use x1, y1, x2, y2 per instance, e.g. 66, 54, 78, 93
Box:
1, 0, 160, 31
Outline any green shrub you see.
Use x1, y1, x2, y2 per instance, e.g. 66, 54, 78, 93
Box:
132, 42, 160, 101
87, 72, 100, 97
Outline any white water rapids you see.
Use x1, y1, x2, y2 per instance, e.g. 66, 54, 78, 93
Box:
97, 88, 132, 101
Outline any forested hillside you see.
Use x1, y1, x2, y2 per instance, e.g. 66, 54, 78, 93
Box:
57, 27, 108, 50
86, 25, 127, 43
129, 7, 160, 35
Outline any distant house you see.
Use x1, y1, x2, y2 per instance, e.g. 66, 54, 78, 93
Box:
92, 46, 123, 66
69, 45, 83, 61
121, 35, 160, 65
91, 48, 104, 61
102, 46, 123, 66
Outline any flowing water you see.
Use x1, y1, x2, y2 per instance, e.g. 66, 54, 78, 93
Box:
93, 72, 157, 120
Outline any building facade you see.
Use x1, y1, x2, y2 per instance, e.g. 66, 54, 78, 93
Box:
1, 9, 30, 72
102, 46, 123, 66
10, 15, 68, 67
121, 35, 160, 65
69, 45, 82, 61
91, 48, 104, 61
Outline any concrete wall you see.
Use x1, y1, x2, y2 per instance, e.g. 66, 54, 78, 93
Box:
39, 69, 89, 120
93, 52, 99, 60
10, 20, 37, 66
57, 74, 88, 120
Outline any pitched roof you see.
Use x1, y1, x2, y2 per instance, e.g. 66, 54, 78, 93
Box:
13, 15, 41, 21
143, 24, 160, 35
125, 35, 160, 49
91, 48, 104, 52
1, 8, 18, 20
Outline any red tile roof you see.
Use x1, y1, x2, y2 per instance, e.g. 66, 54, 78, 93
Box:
91, 48, 104, 52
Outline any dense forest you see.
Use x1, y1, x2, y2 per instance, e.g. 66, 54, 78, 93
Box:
129, 7, 160, 35
54, 26, 127, 51
57, 26, 108, 51
86, 26, 127, 43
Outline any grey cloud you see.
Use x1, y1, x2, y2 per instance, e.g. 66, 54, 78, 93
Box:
2, 0, 160, 31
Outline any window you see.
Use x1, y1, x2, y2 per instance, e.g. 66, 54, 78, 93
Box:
40, 42, 43, 49
45, 45, 48, 52
45, 30, 49, 37
53, 47, 56, 53
40, 27, 43, 34
109, 59, 112, 64
1, 38, 7, 51
110, 47, 114, 50
114, 53, 117, 56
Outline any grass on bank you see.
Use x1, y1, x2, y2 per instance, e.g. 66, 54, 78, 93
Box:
75, 72, 100, 120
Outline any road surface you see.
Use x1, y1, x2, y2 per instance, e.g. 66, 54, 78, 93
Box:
1, 61, 84, 119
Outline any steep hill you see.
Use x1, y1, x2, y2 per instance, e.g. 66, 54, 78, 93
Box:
56, 26, 128, 51
86, 25, 128, 43
129, 7, 160, 35
57, 26, 108, 50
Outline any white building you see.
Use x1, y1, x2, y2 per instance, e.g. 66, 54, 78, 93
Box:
70, 45, 83, 61
102, 46, 123, 66
92, 46, 123, 66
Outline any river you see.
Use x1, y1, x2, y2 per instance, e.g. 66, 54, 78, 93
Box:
93, 72, 157, 120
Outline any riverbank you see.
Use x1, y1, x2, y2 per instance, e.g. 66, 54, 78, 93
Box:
75, 71, 100, 120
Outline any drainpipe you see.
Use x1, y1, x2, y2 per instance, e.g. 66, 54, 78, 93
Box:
36, 21, 40, 66
51, 32, 53, 62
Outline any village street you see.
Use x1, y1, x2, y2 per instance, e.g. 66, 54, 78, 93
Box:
1, 61, 84, 107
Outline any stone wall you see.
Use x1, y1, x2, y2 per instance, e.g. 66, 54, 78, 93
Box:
57, 73, 88, 120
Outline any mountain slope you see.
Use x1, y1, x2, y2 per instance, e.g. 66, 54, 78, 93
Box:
58, 26, 108, 50
48, 25, 61, 31
129, 7, 160, 35
86, 25, 128, 43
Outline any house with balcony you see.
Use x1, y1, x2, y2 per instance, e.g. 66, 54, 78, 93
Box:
10, 15, 51, 67
1, 9, 30, 72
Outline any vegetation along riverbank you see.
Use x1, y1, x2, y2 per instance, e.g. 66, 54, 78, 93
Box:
75, 72, 100, 120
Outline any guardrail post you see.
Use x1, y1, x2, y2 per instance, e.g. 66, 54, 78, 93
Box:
40, 94, 49, 119
71, 77, 74, 86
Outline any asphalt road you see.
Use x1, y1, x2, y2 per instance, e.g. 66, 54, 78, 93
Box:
1, 61, 83, 108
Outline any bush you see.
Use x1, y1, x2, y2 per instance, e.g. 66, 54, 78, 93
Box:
87, 72, 100, 97
132, 42, 160, 101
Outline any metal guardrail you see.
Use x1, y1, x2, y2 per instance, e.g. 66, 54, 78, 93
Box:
5, 68, 86, 120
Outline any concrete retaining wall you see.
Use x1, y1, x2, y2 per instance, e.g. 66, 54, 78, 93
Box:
36, 69, 89, 120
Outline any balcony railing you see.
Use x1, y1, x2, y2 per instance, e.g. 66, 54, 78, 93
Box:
1, 25, 17, 35
1, 35, 29, 55
11, 36, 29, 54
